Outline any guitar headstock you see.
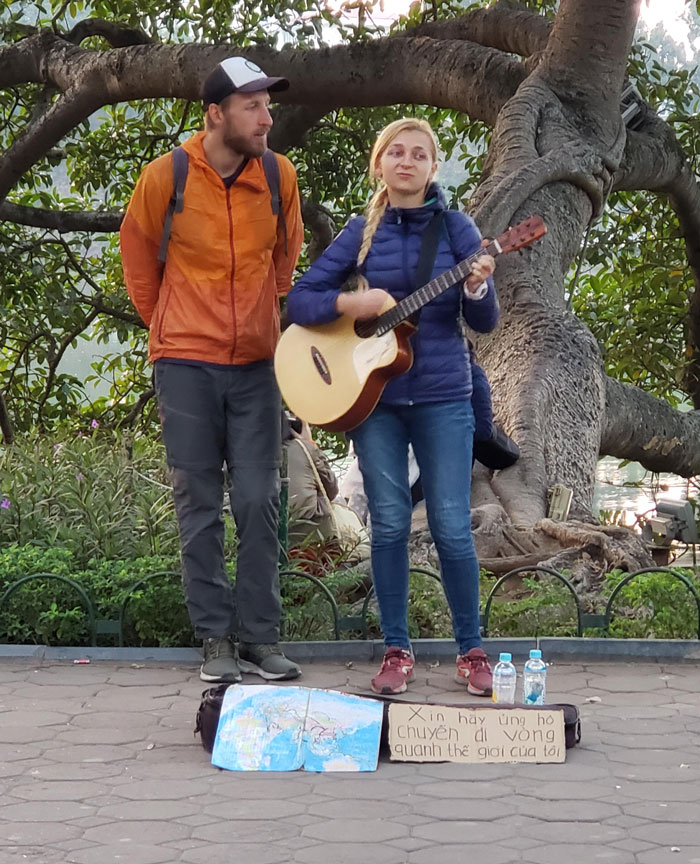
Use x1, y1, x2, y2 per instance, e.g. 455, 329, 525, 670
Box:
495, 216, 547, 253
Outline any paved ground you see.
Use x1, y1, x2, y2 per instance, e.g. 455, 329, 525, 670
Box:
2, 657, 700, 864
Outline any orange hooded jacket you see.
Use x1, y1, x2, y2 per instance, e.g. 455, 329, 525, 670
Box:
120, 131, 303, 365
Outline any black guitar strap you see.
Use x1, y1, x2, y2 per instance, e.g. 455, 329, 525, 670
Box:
409, 210, 445, 326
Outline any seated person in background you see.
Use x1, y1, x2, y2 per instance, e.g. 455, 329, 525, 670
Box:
284, 414, 339, 546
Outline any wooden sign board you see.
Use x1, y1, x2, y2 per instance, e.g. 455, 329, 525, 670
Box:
387, 703, 566, 764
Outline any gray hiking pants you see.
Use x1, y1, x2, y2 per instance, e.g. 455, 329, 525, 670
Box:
154, 360, 282, 643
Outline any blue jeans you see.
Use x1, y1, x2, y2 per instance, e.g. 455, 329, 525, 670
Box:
350, 400, 481, 655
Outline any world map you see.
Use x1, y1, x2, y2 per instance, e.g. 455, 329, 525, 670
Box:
211, 684, 384, 772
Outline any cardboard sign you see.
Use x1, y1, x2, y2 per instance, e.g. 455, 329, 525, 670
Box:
387, 704, 566, 764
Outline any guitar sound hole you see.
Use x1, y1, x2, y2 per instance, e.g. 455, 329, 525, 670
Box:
310, 346, 332, 385
354, 317, 378, 339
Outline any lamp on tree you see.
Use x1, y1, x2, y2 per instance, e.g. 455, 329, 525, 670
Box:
642, 499, 699, 567
620, 81, 646, 131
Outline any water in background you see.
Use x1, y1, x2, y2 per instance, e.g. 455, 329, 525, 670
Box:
593, 455, 693, 525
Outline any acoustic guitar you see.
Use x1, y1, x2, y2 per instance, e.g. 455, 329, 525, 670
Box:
275, 216, 546, 432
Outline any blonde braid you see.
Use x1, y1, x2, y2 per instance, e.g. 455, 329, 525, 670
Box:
355, 187, 389, 292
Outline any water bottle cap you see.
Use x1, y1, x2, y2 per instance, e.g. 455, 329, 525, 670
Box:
530, 649, 542, 659
499, 652, 512, 662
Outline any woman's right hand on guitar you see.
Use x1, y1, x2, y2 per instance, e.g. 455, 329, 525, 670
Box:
335, 288, 391, 320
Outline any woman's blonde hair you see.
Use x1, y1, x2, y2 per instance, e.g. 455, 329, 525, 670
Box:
355, 118, 439, 289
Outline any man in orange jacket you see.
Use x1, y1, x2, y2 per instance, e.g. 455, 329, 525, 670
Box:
121, 57, 303, 683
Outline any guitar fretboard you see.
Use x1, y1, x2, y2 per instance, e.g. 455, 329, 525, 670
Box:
364, 240, 499, 337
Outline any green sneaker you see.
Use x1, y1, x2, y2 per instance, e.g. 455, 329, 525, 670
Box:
200, 636, 242, 683
238, 643, 301, 681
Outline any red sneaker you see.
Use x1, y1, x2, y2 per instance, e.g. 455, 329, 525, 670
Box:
456, 647, 493, 696
371, 648, 415, 695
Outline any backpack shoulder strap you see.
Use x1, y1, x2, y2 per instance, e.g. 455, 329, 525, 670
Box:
262, 149, 288, 257
157, 146, 189, 265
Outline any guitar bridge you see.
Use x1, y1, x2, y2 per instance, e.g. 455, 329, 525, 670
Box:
310, 346, 332, 385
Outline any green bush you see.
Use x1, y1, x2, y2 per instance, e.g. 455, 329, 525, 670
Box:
603, 568, 700, 639
0, 430, 183, 563
0, 544, 186, 646
1, 431, 698, 646
480, 573, 580, 638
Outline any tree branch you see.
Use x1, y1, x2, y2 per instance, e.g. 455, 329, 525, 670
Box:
300, 199, 337, 262
0, 87, 104, 201
65, 18, 153, 47
0, 202, 122, 233
117, 387, 155, 429
601, 377, 700, 477
268, 105, 327, 152
473, 139, 612, 237
398, 0, 552, 58
36, 309, 99, 427
0, 391, 14, 445
615, 115, 700, 406
0, 29, 527, 208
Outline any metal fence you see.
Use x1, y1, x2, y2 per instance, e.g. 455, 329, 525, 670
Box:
1, 563, 698, 647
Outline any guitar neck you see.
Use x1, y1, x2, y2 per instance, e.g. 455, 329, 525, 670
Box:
374, 239, 502, 335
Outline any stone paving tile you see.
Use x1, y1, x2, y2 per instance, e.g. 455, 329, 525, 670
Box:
42, 743, 140, 763
406, 796, 517, 821
605, 748, 693, 766
411, 819, 507, 844
302, 818, 406, 843
275, 836, 324, 850
56, 727, 150, 746
95, 800, 202, 821
410, 779, 514, 799
25, 762, 124, 781
515, 797, 621, 821
622, 802, 700, 821
311, 798, 407, 819
294, 844, 407, 864
65, 844, 175, 864
386, 837, 434, 852
82, 819, 190, 845
613, 781, 700, 802
180, 845, 289, 864
630, 823, 700, 845
611, 838, 659, 853
111, 778, 213, 799
521, 845, 635, 863
3, 822, 83, 845
637, 847, 700, 864
2, 800, 95, 821
388, 813, 436, 827
519, 820, 628, 844
417, 762, 517, 780
189, 819, 292, 844
0, 847, 66, 864
2, 658, 700, 864
7, 780, 102, 801
511, 761, 612, 782
407, 844, 518, 864
601, 814, 652, 828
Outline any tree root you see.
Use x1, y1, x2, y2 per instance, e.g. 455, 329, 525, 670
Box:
409, 504, 654, 584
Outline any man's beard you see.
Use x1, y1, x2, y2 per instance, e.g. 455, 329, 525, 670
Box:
223, 129, 268, 159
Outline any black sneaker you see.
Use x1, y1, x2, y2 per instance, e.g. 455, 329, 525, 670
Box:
200, 636, 242, 683
238, 643, 301, 681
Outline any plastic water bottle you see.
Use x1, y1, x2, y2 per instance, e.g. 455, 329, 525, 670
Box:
522, 649, 547, 705
492, 652, 517, 704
